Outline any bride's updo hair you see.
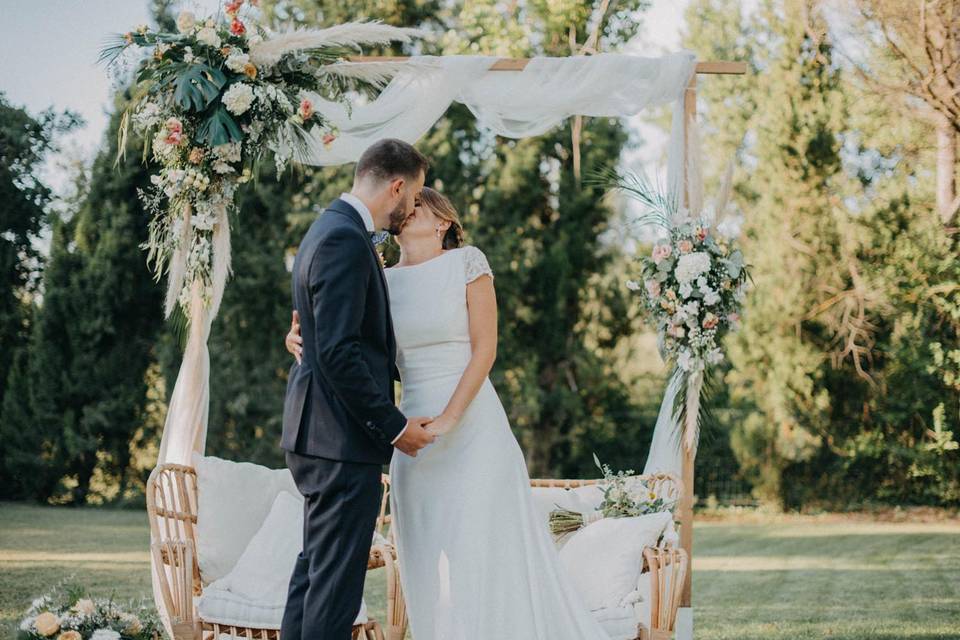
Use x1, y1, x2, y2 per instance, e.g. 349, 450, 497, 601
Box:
420, 187, 464, 250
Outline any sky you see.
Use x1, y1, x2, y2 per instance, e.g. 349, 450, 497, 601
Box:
0, 0, 690, 193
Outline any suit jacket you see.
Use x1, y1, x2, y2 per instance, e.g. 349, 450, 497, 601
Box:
281, 198, 406, 465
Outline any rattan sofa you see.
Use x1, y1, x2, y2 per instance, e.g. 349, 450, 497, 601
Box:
147, 464, 687, 640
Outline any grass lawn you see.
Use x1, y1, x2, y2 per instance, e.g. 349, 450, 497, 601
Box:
1, 502, 958, 639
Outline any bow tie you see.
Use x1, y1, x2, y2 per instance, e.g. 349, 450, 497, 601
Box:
369, 230, 389, 246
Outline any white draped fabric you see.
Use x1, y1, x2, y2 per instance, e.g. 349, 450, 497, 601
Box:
151, 50, 697, 637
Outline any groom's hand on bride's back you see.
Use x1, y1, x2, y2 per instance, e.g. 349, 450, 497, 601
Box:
394, 417, 436, 457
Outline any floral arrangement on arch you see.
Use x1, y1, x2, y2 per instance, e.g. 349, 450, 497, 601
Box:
99, 0, 422, 320
599, 158, 751, 451
17, 582, 159, 640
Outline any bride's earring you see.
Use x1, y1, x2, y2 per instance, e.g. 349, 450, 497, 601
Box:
435, 225, 442, 239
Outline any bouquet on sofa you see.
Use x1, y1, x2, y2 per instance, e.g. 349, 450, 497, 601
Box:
99, 0, 422, 320
548, 455, 676, 537
17, 582, 159, 640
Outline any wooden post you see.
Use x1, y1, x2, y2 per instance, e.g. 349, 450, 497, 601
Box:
679, 72, 697, 611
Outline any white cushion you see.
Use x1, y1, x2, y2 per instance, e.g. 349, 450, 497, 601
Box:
590, 605, 639, 640
559, 511, 672, 611
193, 454, 301, 584
198, 584, 368, 629
198, 491, 367, 628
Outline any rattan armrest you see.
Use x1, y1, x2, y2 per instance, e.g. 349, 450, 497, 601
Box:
151, 540, 199, 640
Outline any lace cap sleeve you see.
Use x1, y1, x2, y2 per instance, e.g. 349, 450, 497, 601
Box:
462, 246, 494, 284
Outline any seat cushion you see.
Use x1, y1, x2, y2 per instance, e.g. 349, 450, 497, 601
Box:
590, 605, 639, 640
198, 584, 368, 629
199, 491, 367, 628
193, 454, 301, 584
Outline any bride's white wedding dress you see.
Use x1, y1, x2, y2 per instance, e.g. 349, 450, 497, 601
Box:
386, 246, 610, 640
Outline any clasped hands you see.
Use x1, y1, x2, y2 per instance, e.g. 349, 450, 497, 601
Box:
287, 310, 456, 458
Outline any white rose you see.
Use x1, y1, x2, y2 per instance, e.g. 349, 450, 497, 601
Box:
222, 83, 254, 115
679, 281, 693, 299
703, 289, 721, 306
674, 252, 711, 284
196, 26, 221, 48
73, 599, 96, 616
225, 51, 251, 73
91, 629, 121, 640
176, 11, 196, 33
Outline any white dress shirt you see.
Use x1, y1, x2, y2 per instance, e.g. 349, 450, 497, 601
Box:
340, 192, 375, 233
339, 193, 407, 445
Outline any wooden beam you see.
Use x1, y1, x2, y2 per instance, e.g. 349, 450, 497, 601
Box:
348, 56, 748, 75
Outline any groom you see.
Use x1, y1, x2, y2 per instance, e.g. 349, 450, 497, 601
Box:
280, 138, 436, 639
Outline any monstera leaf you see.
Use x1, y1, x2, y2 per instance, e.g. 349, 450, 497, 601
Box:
165, 63, 227, 113
196, 104, 243, 146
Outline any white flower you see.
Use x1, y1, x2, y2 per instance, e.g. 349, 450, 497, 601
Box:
679, 281, 693, 299
703, 288, 720, 306
696, 276, 708, 289
182, 46, 195, 63
225, 51, 251, 73
706, 348, 724, 365
677, 350, 695, 372
717, 216, 743, 240
176, 11, 196, 33
213, 142, 242, 162
196, 26, 221, 48
91, 629, 121, 640
674, 251, 712, 284
223, 83, 254, 115
73, 598, 96, 616
19, 616, 36, 632
626, 279, 642, 291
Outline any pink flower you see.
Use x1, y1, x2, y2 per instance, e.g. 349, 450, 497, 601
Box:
644, 279, 661, 298
299, 99, 314, 121
678, 240, 693, 254
230, 18, 246, 36
322, 133, 337, 149
651, 244, 672, 263
164, 117, 183, 145
702, 312, 719, 330
225, 0, 243, 18
727, 312, 740, 327
667, 324, 686, 338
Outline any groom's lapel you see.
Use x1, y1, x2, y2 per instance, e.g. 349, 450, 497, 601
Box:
325, 199, 396, 352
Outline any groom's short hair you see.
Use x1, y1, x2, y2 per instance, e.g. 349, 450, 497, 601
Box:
355, 139, 429, 184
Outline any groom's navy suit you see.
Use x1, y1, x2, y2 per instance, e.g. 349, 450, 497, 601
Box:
281, 198, 406, 640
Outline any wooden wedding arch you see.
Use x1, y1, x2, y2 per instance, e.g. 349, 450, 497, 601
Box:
350, 54, 748, 621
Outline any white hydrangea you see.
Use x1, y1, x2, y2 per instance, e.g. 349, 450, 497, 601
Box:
223, 83, 254, 115
674, 251, 711, 284
225, 51, 251, 73
679, 281, 693, 299
91, 629, 122, 640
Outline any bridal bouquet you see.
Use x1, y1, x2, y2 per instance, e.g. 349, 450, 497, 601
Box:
548, 455, 675, 537
17, 583, 159, 640
99, 1, 421, 319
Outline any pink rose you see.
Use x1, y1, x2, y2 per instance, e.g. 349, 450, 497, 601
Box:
678, 240, 693, 254
651, 244, 672, 263
322, 133, 337, 149
164, 118, 183, 145
702, 313, 719, 329
230, 18, 246, 35
644, 279, 661, 298
299, 98, 314, 121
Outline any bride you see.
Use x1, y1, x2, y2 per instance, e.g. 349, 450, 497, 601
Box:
285, 186, 609, 639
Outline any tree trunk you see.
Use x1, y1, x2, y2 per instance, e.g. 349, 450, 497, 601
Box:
935, 112, 958, 224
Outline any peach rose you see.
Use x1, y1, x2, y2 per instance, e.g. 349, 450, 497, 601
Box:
34, 612, 60, 637
164, 118, 183, 146
58, 631, 82, 640
651, 244, 672, 263
702, 312, 719, 329
188, 147, 204, 164
243, 63, 257, 79
678, 239, 693, 254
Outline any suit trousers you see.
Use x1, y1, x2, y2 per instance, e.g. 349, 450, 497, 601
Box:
281, 451, 382, 640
